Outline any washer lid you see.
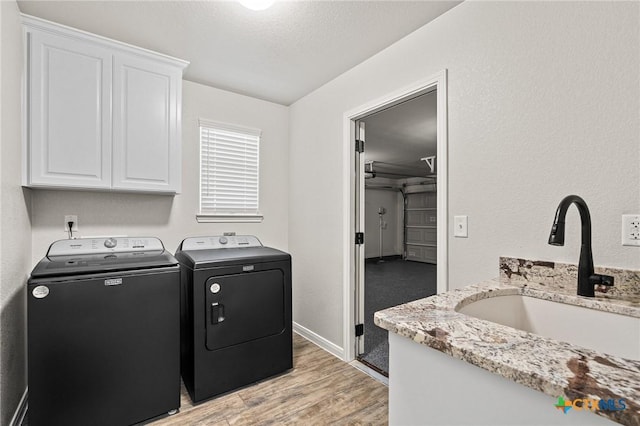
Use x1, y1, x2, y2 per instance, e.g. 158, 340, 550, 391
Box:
30, 237, 178, 278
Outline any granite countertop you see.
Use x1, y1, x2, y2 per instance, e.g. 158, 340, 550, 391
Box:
374, 257, 640, 426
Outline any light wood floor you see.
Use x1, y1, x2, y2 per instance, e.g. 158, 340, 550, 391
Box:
151, 334, 388, 425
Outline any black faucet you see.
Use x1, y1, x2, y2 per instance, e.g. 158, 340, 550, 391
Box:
548, 195, 614, 297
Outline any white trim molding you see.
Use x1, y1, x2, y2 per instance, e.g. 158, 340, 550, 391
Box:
293, 322, 345, 361
198, 118, 262, 137
196, 214, 264, 223
21, 14, 188, 68
10, 387, 28, 426
342, 70, 449, 362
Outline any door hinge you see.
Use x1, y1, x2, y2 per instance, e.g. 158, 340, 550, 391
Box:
355, 139, 364, 153
355, 232, 364, 245
355, 323, 364, 337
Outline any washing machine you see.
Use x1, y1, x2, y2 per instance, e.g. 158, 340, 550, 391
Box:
175, 235, 292, 403
27, 237, 181, 426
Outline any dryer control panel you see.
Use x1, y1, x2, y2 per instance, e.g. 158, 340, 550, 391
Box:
181, 235, 262, 251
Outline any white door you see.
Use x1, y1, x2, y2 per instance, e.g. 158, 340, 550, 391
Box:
28, 30, 112, 188
112, 53, 182, 193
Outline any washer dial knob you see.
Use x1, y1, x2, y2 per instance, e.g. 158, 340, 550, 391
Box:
104, 238, 118, 248
219, 236, 228, 245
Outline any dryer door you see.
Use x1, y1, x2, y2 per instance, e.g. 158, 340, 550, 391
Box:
204, 269, 285, 351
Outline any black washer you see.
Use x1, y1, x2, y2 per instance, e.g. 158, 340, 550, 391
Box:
27, 237, 181, 426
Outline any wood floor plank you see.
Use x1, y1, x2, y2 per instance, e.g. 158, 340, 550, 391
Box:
331, 389, 389, 425
236, 357, 357, 406
228, 366, 367, 424
149, 334, 388, 425
278, 380, 387, 425
153, 393, 246, 426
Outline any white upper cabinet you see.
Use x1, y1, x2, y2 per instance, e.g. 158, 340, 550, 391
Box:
27, 29, 112, 189
112, 53, 182, 192
23, 15, 188, 194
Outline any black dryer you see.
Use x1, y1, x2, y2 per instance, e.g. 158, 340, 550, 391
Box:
175, 235, 292, 403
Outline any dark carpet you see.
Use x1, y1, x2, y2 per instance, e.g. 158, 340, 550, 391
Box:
360, 258, 437, 375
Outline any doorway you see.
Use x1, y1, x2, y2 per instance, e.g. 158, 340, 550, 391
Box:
345, 71, 448, 375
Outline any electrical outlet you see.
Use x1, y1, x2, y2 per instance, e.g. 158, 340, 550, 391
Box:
64, 215, 78, 232
622, 214, 640, 247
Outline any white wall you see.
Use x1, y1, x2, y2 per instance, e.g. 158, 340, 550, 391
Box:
364, 188, 402, 259
289, 2, 640, 351
30, 80, 289, 263
0, 1, 31, 424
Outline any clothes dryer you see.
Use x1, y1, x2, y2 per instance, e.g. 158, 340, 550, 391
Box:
175, 235, 292, 403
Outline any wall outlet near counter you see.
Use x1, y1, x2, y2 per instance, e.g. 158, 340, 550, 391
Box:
622, 214, 640, 246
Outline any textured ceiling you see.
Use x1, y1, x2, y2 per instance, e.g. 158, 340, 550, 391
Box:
363, 90, 437, 179
17, 0, 460, 105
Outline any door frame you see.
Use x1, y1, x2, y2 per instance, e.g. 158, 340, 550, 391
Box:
342, 70, 448, 362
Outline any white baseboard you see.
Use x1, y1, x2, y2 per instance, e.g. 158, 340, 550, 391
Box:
10, 387, 27, 426
293, 322, 345, 360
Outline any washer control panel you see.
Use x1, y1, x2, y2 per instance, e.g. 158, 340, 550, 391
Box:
181, 235, 262, 251
47, 237, 165, 256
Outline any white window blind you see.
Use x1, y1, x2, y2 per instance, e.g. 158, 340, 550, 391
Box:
198, 119, 262, 222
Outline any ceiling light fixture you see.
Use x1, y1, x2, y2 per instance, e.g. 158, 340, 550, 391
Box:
239, 0, 275, 11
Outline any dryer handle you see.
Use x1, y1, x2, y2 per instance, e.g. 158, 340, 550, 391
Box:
210, 303, 225, 324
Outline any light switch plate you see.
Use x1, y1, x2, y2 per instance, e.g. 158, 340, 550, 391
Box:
454, 215, 468, 238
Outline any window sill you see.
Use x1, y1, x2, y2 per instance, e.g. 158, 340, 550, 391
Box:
196, 214, 264, 223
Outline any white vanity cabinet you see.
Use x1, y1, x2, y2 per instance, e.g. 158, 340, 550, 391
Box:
23, 15, 188, 194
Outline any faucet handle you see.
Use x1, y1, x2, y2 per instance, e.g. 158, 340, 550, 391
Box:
600, 274, 614, 286
590, 274, 614, 293
590, 273, 614, 285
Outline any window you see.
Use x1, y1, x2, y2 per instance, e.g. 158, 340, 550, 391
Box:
197, 119, 262, 222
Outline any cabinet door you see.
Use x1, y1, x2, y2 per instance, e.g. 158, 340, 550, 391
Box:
112, 53, 182, 193
28, 30, 112, 188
